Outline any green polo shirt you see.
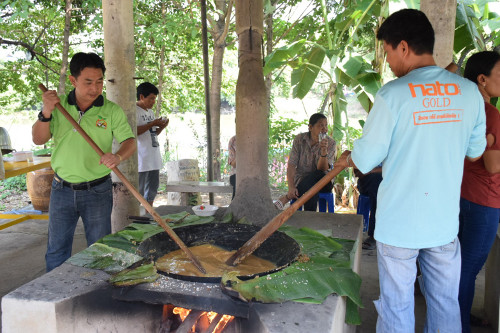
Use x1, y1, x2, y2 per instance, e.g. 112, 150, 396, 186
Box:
49, 90, 135, 183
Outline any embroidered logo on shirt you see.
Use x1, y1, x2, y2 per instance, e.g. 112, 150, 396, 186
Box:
96, 116, 107, 129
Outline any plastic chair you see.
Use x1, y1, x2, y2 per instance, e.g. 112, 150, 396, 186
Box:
290, 192, 334, 212
318, 192, 334, 213
357, 194, 371, 232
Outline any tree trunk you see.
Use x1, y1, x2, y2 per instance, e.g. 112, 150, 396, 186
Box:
156, 1, 166, 118
58, 0, 72, 96
102, 0, 139, 232
229, 0, 276, 227
264, 2, 274, 105
420, 0, 457, 67
209, 0, 232, 182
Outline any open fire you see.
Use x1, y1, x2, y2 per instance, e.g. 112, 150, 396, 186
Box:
160, 305, 234, 333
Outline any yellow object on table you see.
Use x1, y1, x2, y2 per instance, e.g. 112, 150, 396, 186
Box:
2, 156, 51, 179
0, 156, 51, 230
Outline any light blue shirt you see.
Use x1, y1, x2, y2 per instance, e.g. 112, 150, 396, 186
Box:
352, 66, 486, 248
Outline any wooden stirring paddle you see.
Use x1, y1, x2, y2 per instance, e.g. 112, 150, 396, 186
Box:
38, 84, 206, 274
226, 164, 345, 267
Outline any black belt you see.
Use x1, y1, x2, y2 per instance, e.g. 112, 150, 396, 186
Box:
54, 174, 111, 191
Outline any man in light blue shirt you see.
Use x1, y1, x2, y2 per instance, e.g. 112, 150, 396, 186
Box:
337, 9, 486, 332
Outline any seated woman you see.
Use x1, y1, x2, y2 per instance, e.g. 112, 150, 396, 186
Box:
286, 113, 336, 211
459, 51, 500, 332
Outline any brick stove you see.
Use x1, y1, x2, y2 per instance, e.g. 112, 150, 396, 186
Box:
2, 211, 362, 333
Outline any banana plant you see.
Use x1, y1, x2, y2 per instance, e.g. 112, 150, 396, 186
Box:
454, 0, 500, 57
454, 0, 500, 107
263, 0, 385, 150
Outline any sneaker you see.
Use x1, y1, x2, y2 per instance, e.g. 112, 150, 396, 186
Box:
362, 236, 376, 250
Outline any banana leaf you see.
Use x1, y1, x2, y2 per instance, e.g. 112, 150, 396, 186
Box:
222, 225, 362, 325
66, 243, 143, 274
97, 233, 139, 253
97, 223, 164, 253
291, 45, 326, 99
222, 262, 362, 306
171, 215, 215, 228
279, 225, 343, 256
109, 262, 159, 287
162, 211, 190, 222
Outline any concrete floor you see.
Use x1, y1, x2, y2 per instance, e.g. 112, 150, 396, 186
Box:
0, 213, 496, 332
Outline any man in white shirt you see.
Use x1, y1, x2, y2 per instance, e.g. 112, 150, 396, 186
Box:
136, 82, 168, 206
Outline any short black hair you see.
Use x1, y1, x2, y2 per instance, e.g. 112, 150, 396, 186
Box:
309, 113, 327, 126
377, 9, 434, 55
137, 82, 159, 101
69, 52, 106, 78
464, 51, 500, 84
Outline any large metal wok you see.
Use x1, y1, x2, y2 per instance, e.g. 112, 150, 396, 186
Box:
137, 223, 300, 283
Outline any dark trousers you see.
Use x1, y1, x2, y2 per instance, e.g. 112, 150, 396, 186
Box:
297, 170, 333, 211
357, 173, 382, 237
230, 174, 236, 199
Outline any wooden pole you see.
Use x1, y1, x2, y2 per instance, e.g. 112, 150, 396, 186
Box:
227, 164, 345, 266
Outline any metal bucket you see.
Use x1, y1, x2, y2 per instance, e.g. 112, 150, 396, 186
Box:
137, 223, 300, 283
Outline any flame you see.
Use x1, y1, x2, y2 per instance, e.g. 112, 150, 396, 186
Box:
172, 307, 234, 332
214, 314, 234, 332
173, 307, 191, 321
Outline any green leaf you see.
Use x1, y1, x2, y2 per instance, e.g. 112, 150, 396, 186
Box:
171, 215, 215, 228
339, 56, 364, 79
222, 263, 362, 307
109, 263, 159, 287
356, 91, 372, 113
291, 45, 326, 99
345, 297, 362, 325
162, 211, 190, 222
279, 226, 342, 257
67, 243, 143, 274
97, 233, 138, 253
263, 40, 306, 75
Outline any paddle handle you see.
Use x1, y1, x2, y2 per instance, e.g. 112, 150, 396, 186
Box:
38, 84, 206, 274
226, 164, 345, 266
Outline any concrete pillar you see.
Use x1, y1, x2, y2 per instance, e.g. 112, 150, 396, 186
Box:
102, 0, 140, 231
420, 0, 457, 68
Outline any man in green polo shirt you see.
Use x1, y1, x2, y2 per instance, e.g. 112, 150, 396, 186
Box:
32, 52, 136, 272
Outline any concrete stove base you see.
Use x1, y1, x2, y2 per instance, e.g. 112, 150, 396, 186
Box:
2, 208, 362, 333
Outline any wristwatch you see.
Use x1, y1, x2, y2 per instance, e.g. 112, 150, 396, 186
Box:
38, 111, 52, 122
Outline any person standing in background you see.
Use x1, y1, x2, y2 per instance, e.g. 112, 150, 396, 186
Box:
33, 52, 136, 272
228, 135, 236, 199
136, 82, 168, 206
459, 50, 500, 332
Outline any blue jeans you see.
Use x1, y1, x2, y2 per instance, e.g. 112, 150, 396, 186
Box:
375, 239, 461, 332
46, 177, 113, 272
138, 169, 160, 203
458, 198, 500, 333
